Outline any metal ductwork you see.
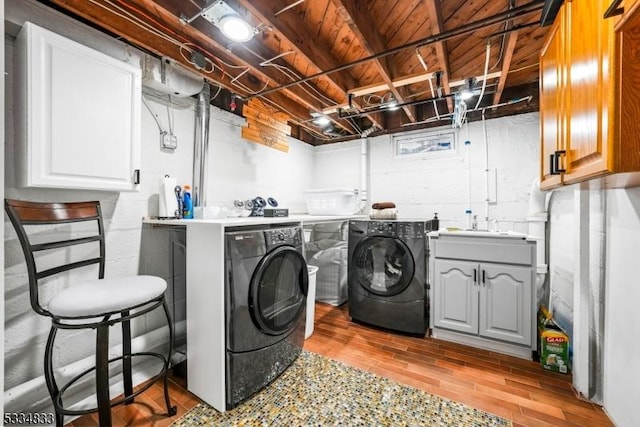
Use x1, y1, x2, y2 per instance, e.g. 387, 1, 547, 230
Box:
142, 55, 204, 97
193, 83, 210, 208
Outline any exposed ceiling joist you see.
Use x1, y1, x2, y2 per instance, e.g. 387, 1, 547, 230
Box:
333, 0, 417, 123
235, 0, 384, 131
492, 30, 520, 108
450, 71, 503, 87
424, 0, 453, 113
347, 72, 434, 97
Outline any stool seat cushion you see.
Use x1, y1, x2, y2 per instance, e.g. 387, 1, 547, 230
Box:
47, 275, 167, 317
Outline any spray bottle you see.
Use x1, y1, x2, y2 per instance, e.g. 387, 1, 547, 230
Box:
182, 185, 193, 219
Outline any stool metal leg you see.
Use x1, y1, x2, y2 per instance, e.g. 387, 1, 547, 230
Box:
161, 299, 178, 416
44, 325, 64, 427
96, 324, 112, 426
121, 310, 134, 404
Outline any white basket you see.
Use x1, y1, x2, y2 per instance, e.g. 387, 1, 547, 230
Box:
303, 188, 359, 215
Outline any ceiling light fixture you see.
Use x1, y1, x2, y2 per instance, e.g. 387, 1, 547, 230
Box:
314, 116, 331, 126
200, 0, 256, 43
460, 77, 476, 100
385, 94, 400, 111
311, 112, 331, 127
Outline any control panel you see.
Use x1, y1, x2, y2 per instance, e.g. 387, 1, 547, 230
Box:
367, 221, 397, 237
397, 222, 425, 239
365, 221, 427, 238
265, 227, 302, 248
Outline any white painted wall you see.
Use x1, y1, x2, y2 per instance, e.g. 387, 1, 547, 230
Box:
205, 106, 314, 214
603, 188, 640, 427
315, 113, 540, 232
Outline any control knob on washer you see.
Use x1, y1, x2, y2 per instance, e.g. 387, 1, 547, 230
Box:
278, 233, 285, 240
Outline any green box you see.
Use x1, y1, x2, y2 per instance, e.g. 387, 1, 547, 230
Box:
538, 306, 570, 374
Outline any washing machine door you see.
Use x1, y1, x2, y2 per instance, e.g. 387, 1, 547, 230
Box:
352, 236, 415, 296
249, 246, 308, 335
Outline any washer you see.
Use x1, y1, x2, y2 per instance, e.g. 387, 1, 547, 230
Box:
225, 225, 307, 409
348, 220, 433, 335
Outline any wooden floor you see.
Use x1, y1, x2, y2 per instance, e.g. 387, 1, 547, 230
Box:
68, 303, 613, 426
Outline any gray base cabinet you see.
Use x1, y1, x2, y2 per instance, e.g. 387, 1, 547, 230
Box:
429, 232, 536, 359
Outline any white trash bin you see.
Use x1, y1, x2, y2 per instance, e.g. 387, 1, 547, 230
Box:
305, 265, 319, 339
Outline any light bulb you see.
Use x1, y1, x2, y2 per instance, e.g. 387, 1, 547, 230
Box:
387, 101, 400, 111
219, 15, 254, 42
314, 116, 331, 126
460, 90, 474, 100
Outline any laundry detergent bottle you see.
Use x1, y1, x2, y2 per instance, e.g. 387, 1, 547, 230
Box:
182, 185, 193, 219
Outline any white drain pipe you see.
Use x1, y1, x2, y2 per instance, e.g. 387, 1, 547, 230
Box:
527, 177, 549, 304
482, 109, 490, 225
359, 126, 376, 212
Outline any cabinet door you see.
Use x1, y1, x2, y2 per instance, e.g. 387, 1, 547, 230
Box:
433, 259, 478, 335
539, 3, 567, 190
563, 0, 615, 184
613, 1, 640, 175
479, 263, 532, 346
16, 22, 141, 191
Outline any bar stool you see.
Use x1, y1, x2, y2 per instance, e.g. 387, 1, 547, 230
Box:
4, 199, 177, 426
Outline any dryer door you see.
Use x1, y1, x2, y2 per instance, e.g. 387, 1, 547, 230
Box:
249, 246, 308, 335
352, 236, 415, 296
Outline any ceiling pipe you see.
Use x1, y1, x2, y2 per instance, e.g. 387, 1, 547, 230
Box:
337, 93, 457, 120
246, 0, 545, 100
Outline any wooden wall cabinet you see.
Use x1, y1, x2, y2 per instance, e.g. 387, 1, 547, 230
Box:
15, 22, 142, 192
540, 4, 567, 190
539, 0, 640, 189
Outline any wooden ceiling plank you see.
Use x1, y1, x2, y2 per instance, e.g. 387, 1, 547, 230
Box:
113, 0, 357, 134
492, 30, 519, 108
333, 0, 417, 123
425, 0, 454, 113
122, 0, 360, 134
235, 0, 383, 130
348, 72, 433, 97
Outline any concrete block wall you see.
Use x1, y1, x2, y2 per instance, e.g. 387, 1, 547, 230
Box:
314, 112, 540, 232
546, 188, 606, 403
603, 188, 640, 427
205, 107, 315, 214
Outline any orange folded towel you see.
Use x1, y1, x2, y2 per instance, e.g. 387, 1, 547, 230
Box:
372, 202, 396, 210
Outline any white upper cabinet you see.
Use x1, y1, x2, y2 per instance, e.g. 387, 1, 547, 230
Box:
15, 22, 142, 192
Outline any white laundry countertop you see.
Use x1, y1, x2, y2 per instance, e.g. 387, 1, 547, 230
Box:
143, 214, 365, 227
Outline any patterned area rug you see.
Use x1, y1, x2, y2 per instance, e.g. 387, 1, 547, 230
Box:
172, 350, 512, 426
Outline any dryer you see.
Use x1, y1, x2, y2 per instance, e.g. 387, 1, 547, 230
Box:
348, 220, 435, 335
225, 225, 307, 409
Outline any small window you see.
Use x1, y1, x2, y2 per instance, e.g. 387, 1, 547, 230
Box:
393, 130, 456, 159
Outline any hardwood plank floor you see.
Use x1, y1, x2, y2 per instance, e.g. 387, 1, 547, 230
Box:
67, 303, 612, 426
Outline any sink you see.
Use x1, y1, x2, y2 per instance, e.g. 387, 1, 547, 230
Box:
433, 229, 528, 239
